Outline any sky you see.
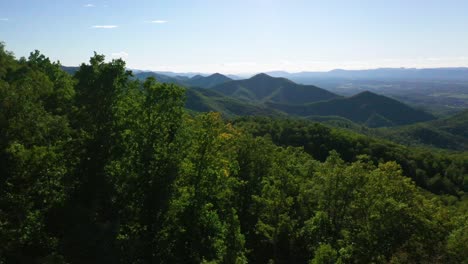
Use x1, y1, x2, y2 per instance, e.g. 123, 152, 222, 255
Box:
1, 0, 468, 74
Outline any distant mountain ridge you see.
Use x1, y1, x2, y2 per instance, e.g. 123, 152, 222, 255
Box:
267, 67, 468, 83
64, 66, 468, 82
62, 66, 234, 88
133, 72, 233, 88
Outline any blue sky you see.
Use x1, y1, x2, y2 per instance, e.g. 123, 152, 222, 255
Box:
1, 0, 468, 73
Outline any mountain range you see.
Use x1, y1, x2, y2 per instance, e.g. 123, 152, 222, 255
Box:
63, 66, 468, 83
62, 66, 439, 128
186, 73, 435, 127
60, 66, 468, 149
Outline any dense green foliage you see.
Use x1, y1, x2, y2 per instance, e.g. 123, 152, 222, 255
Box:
233, 117, 468, 196
1, 44, 467, 263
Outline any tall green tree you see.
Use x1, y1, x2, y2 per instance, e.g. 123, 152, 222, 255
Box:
108, 77, 187, 263
61, 54, 131, 263
0, 48, 73, 263
158, 113, 247, 263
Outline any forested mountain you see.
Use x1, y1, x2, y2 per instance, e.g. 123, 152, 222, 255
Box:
1, 44, 467, 263
376, 109, 468, 150
267, 91, 435, 127
185, 87, 282, 117
430, 109, 468, 138
299, 109, 468, 151
206, 74, 434, 127
211, 73, 339, 104
185, 88, 435, 128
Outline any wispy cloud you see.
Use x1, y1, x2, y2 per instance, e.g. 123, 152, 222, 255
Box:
91, 25, 118, 29
0, 18, 8, 21
150, 20, 168, 24
111, 51, 129, 59
84, 3, 95, 7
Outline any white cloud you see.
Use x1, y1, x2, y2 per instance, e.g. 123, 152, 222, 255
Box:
111, 51, 129, 59
91, 25, 118, 29
0, 18, 8, 21
84, 3, 95, 7
150, 20, 167, 24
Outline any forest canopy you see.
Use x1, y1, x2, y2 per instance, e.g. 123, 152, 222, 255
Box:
0, 44, 467, 263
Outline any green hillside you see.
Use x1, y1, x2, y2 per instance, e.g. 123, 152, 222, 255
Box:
185, 87, 282, 117
377, 109, 468, 150
211, 73, 339, 104
267, 91, 435, 127
431, 109, 468, 138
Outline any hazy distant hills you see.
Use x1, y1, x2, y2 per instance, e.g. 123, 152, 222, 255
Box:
189, 73, 233, 88
134, 71, 190, 84
211, 73, 338, 104
62, 66, 233, 88
62, 66, 80, 75
267, 67, 468, 83
134, 72, 233, 88
63, 66, 468, 82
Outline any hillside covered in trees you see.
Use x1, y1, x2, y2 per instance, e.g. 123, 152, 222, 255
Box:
374, 110, 468, 150
1, 44, 467, 263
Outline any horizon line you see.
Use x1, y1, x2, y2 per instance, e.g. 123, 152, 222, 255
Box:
60, 65, 468, 76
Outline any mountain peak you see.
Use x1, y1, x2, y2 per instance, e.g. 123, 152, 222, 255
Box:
352, 91, 380, 98
186, 72, 232, 88
251, 73, 274, 79
211, 74, 339, 104
191, 74, 205, 80
208, 73, 231, 80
